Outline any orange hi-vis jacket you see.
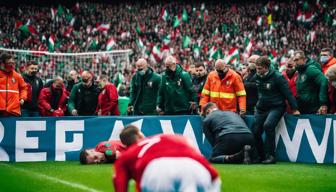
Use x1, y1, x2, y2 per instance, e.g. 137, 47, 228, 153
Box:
200, 69, 246, 112
0, 70, 28, 116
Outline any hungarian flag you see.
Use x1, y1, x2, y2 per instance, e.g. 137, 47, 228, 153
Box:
96, 23, 110, 31
51, 8, 57, 20
225, 47, 239, 64
48, 35, 55, 52
106, 37, 116, 51
15, 20, 23, 29
173, 15, 182, 28
163, 35, 171, 45
19, 24, 38, 36
297, 10, 303, 22
303, 12, 315, 23
135, 38, 145, 50
244, 38, 254, 56
193, 44, 201, 58
136, 23, 145, 34
268, 49, 277, 65
161, 8, 169, 21
151, 45, 162, 62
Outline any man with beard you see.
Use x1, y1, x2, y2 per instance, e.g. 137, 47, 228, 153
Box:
68, 71, 100, 116
192, 63, 208, 106
156, 56, 197, 115
294, 50, 328, 114
127, 58, 161, 115
21, 61, 44, 117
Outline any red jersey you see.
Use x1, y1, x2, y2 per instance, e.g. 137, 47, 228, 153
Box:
113, 134, 219, 192
95, 141, 126, 162
96, 83, 120, 116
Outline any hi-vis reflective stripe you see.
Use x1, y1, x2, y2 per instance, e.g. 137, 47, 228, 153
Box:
202, 89, 210, 95
236, 90, 246, 96
0, 90, 19, 93
202, 89, 236, 99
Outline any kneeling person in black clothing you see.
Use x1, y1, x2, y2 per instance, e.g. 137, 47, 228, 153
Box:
202, 102, 256, 164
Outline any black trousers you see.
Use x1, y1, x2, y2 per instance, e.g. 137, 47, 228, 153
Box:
253, 106, 285, 159
211, 133, 255, 158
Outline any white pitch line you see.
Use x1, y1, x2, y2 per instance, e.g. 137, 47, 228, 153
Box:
0, 163, 103, 192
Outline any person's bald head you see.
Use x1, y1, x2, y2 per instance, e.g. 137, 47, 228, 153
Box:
135, 58, 148, 71
247, 55, 260, 70
165, 55, 177, 71
53, 76, 64, 90
214, 59, 227, 71
81, 71, 93, 87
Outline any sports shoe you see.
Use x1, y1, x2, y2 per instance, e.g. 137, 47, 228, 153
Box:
262, 155, 276, 164
243, 145, 251, 164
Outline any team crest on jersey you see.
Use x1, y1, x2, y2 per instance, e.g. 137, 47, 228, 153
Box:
177, 79, 182, 87
226, 81, 231, 86
301, 75, 306, 81
12, 77, 16, 84
147, 81, 153, 88
266, 83, 271, 89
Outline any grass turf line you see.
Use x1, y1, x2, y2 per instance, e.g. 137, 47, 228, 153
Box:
0, 162, 335, 192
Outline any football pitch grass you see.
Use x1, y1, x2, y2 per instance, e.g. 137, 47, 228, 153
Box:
0, 162, 335, 192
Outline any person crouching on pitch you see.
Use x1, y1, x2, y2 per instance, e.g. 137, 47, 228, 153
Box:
202, 102, 257, 164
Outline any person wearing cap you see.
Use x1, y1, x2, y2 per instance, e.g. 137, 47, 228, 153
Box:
253, 56, 300, 164
38, 76, 69, 117
199, 59, 247, 116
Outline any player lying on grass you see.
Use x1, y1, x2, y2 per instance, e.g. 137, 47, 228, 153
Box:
79, 140, 126, 164
113, 124, 221, 192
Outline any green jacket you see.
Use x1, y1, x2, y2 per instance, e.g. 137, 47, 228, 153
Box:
118, 96, 130, 116
129, 67, 161, 115
157, 64, 197, 115
296, 58, 328, 114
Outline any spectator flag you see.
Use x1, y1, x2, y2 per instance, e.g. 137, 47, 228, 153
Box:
225, 47, 239, 64
151, 45, 162, 62
136, 23, 145, 34
96, 23, 110, 31
193, 44, 201, 58
136, 38, 145, 50
48, 35, 55, 52
267, 14, 272, 25
90, 37, 99, 50
173, 15, 182, 28
244, 38, 254, 56
64, 27, 73, 37
57, 5, 64, 16
182, 9, 188, 22
297, 10, 303, 22
161, 8, 169, 21
51, 8, 57, 20
303, 12, 315, 23
257, 16, 263, 26
305, 31, 316, 43
208, 46, 223, 61
163, 35, 171, 45
19, 24, 38, 36
106, 37, 116, 51
197, 4, 208, 22
268, 49, 277, 65
182, 35, 191, 48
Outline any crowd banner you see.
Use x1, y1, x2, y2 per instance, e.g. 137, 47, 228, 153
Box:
0, 115, 335, 163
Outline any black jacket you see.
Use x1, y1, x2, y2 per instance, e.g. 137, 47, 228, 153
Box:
255, 70, 298, 111
243, 70, 258, 114
22, 74, 43, 110
202, 110, 251, 146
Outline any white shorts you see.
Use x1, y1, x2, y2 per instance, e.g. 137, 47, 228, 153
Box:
140, 157, 221, 192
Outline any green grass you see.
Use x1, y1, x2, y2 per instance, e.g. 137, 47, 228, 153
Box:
0, 162, 335, 192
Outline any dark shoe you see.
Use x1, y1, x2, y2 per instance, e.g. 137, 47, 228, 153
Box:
262, 155, 276, 164
243, 145, 251, 164
224, 151, 244, 163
